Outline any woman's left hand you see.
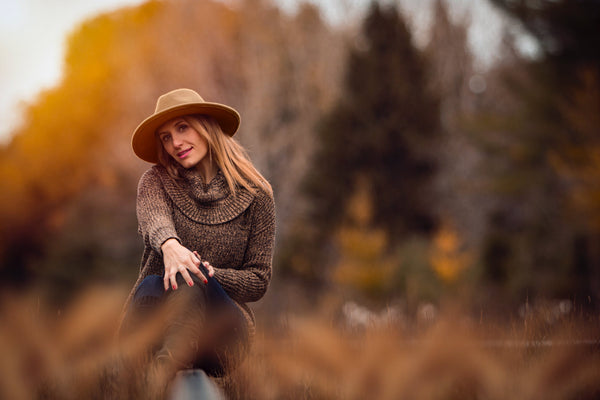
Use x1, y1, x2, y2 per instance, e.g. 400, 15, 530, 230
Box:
194, 251, 215, 278
161, 239, 208, 290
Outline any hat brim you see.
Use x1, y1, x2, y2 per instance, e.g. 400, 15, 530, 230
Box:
131, 102, 240, 164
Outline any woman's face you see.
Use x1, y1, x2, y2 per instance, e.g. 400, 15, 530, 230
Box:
157, 117, 209, 169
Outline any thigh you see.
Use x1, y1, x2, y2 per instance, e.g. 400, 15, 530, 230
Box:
121, 275, 167, 337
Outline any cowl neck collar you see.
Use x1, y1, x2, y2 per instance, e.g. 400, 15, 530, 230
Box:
180, 168, 229, 204
154, 165, 254, 225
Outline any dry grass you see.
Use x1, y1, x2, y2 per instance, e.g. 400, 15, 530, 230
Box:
0, 288, 598, 400
0, 286, 175, 399
224, 305, 600, 400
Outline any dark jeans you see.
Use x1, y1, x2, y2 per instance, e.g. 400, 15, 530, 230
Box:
124, 265, 248, 376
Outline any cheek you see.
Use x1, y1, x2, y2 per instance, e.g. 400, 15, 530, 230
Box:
162, 142, 175, 155
197, 137, 209, 153
161, 144, 179, 163
200, 141, 208, 153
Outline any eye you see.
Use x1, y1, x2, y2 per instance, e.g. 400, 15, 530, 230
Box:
177, 124, 189, 132
161, 134, 171, 143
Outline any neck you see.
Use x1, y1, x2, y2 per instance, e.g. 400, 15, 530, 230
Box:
194, 159, 218, 183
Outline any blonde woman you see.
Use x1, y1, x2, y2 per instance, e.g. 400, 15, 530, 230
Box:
122, 88, 275, 378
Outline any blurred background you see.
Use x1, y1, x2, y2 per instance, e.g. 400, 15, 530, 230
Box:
1, 0, 599, 320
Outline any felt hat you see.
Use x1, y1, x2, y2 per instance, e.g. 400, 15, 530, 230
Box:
132, 88, 240, 163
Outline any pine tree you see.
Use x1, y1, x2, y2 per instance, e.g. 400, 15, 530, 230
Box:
473, 0, 600, 302
305, 2, 441, 247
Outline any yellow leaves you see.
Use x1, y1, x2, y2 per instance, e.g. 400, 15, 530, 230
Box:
333, 176, 474, 298
332, 177, 397, 298
346, 175, 373, 226
429, 222, 473, 283
333, 224, 396, 296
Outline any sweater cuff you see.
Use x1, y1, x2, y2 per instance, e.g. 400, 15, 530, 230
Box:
150, 227, 180, 253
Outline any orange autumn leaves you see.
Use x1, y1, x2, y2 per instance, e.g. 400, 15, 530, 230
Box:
333, 178, 473, 300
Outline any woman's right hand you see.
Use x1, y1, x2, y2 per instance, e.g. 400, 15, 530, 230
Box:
161, 238, 208, 291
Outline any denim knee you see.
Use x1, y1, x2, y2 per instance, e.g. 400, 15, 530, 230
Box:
133, 274, 165, 300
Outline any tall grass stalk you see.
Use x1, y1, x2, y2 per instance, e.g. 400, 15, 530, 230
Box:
0, 288, 598, 399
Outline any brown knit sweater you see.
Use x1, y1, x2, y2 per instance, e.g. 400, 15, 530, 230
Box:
125, 165, 275, 338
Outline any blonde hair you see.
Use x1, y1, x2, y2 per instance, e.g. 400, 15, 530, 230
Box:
156, 115, 272, 195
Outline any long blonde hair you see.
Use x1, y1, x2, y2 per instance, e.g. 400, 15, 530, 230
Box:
156, 114, 272, 195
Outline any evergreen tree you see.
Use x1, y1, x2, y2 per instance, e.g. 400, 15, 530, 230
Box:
474, 0, 600, 303
489, 0, 600, 73
305, 2, 440, 248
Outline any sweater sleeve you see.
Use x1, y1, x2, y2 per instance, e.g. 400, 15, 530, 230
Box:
136, 168, 181, 254
213, 189, 275, 303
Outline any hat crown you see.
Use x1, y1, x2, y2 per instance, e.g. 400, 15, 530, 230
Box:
155, 89, 205, 113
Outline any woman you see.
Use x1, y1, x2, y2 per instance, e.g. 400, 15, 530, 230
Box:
122, 88, 275, 378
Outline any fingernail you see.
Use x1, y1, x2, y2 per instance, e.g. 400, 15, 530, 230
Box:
172, 284, 177, 290
188, 281, 194, 287
204, 279, 208, 284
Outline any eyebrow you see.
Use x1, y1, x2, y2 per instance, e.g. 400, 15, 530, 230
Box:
158, 119, 186, 136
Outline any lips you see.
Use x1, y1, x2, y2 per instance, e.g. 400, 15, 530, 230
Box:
177, 148, 192, 158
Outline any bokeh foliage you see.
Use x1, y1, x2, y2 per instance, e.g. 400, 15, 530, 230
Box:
0, 0, 598, 313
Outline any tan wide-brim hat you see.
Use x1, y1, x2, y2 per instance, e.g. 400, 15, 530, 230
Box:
131, 88, 241, 163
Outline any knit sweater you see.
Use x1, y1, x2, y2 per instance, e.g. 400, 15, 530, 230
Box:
125, 165, 275, 338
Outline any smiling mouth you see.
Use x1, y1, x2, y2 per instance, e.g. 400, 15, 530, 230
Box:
177, 148, 192, 158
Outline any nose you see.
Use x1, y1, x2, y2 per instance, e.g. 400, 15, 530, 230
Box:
172, 134, 183, 148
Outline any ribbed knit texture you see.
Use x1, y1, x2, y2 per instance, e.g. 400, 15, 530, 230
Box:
125, 165, 275, 338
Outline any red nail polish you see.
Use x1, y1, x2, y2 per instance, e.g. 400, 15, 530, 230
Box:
204, 279, 208, 284
188, 281, 193, 287
172, 285, 177, 290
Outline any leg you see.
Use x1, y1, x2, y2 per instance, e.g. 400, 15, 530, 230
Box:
191, 264, 249, 375
158, 267, 249, 376
120, 275, 166, 335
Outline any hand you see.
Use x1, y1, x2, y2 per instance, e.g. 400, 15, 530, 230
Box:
194, 251, 215, 279
161, 239, 207, 291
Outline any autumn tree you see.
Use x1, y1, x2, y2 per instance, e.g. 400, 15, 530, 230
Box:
0, 0, 345, 301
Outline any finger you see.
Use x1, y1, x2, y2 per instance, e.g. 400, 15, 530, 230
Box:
164, 265, 177, 291
192, 251, 202, 266
196, 270, 208, 284
194, 264, 208, 284
179, 267, 195, 287
170, 271, 179, 291
203, 261, 215, 277
187, 264, 204, 280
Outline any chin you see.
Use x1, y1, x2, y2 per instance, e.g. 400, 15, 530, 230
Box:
180, 160, 200, 169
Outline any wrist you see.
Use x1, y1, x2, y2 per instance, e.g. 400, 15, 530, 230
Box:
161, 237, 180, 252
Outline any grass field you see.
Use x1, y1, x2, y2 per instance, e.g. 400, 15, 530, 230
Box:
1, 287, 598, 399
